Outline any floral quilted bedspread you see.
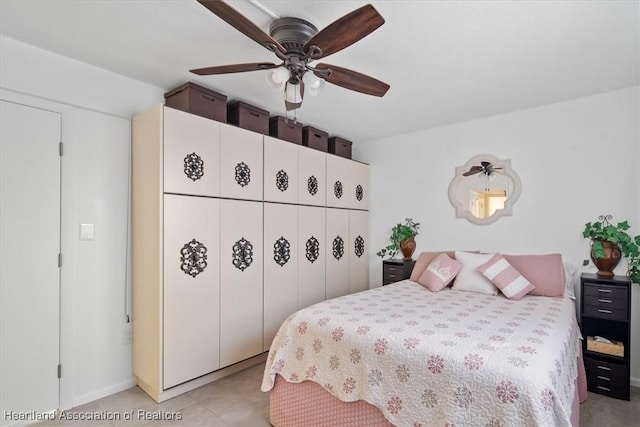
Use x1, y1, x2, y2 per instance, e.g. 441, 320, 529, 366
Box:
261, 279, 581, 427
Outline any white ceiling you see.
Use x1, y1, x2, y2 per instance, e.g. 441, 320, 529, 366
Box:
1, 0, 638, 142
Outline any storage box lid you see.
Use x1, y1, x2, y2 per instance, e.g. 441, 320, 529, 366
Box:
303, 126, 328, 137
228, 101, 269, 115
270, 116, 303, 128
164, 81, 227, 100
329, 136, 352, 146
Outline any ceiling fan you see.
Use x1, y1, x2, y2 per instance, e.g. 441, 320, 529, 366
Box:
191, 0, 390, 111
462, 161, 504, 177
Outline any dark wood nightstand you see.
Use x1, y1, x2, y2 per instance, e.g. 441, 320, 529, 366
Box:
382, 259, 416, 285
580, 272, 631, 400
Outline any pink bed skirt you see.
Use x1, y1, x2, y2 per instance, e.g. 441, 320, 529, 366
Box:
270, 351, 588, 427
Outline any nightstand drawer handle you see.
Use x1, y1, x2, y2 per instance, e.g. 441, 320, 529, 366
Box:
597, 299, 612, 303
597, 375, 611, 381
597, 309, 612, 314
597, 289, 612, 293
596, 365, 611, 371
596, 386, 611, 392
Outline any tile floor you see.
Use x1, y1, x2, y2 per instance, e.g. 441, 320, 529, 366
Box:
36, 363, 639, 426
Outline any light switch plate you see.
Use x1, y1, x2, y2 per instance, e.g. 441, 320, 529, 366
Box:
79, 223, 94, 241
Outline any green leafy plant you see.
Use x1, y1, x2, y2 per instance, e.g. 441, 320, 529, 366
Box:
583, 215, 640, 284
376, 218, 420, 259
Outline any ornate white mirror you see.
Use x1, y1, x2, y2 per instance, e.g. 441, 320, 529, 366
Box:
448, 154, 521, 225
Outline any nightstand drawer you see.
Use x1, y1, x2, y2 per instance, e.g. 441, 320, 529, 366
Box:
582, 293, 627, 311
583, 303, 627, 321
584, 358, 629, 399
384, 264, 404, 275
583, 282, 627, 300
383, 273, 402, 284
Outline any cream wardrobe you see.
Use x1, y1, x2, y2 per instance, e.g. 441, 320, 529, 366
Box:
132, 105, 368, 401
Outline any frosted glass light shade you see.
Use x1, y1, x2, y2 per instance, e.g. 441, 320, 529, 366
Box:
285, 82, 302, 103
302, 71, 321, 89
271, 67, 290, 84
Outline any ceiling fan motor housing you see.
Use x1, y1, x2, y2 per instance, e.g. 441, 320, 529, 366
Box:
269, 17, 318, 55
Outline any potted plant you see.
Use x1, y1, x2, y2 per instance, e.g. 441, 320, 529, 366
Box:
583, 215, 640, 284
377, 218, 420, 260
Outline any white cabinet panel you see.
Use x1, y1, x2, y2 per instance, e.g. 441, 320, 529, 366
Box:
349, 210, 369, 294
263, 203, 298, 351
264, 136, 298, 204
219, 199, 263, 367
163, 194, 220, 389
163, 107, 220, 197
298, 206, 326, 309
326, 154, 352, 208
220, 123, 263, 201
298, 148, 326, 206
325, 208, 350, 299
350, 162, 369, 210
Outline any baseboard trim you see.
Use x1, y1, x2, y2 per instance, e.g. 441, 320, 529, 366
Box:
72, 378, 136, 408
631, 376, 640, 388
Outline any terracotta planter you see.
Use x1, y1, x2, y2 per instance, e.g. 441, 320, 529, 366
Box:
399, 235, 416, 261
590, 240, 622, 277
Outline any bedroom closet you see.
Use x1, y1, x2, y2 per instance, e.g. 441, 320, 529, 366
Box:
131, 105, 368, 402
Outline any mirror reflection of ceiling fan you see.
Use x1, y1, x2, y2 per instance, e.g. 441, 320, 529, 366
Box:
191, 0, 390, 111
462, 161, 504, 177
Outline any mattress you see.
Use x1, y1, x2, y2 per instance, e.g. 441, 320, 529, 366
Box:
262, 279, 582, 426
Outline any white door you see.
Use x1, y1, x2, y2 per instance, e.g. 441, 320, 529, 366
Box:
325, 208, 350, 299
263, 136, 298, 204
1, 101, 61, 423
219, 124, 263, 201
349, 210, 369, 294
298, 148, 326, 206
326, 155, 352, 208
219, 199, 263, 367
263, 203, 298, 351
163, 194, 220, 389
298, 206, 326, 309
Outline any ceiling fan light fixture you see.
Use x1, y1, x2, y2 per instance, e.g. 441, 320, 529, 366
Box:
302, 71, 321, 89
270, 67, 290, 84
284, 81, 302, 104
265, 71, 285, 90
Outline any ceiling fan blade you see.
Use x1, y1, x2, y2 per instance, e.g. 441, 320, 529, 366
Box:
197, 0, 286, 54
190, 62, 279, 75
462, 166, 484, 176
314, 63, 389, 97
303, 4, 385, 59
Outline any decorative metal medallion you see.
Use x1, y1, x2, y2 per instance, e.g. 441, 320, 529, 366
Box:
232, 237, 254, 271
332, 236, 344, 260
334, 181, 343, 199
183, 152, 204, 182
356, 184, 364, 201
235, 162, 251, 187
276, 170, 289, 192
307, 176, 318, 196
306, 236, 320, 263
180, 238, 208, 278
354, 235, 365, 258
273, 236, 291, 267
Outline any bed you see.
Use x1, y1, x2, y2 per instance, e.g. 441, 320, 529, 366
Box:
261, 252, 588, 427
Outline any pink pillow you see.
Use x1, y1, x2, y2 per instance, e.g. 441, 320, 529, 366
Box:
409, 250, 477, 281
477, 254, 535, 300
417, 253, 462, 292
503, 253, 565, 297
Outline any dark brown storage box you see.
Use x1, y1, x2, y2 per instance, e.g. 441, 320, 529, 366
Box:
302, 126, 329, 152
328, 136, 353, 159
269, 116, 303, 144
227, 101, 269, 134
164, 82, 227, 122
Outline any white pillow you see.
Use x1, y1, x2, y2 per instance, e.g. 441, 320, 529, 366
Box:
563, 262, 579, 300
452, 251, 499, 295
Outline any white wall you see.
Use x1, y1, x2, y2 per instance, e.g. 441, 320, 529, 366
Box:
1, 36, 165, 409
356, 86, 640, 385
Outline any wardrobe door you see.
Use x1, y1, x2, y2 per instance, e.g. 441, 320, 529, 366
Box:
263, 203, 298, 351
219, 123, 263, 201
163, 194, 220, 389
298, 148, 326, 206
264, 136, 298, 204
350, 162, 369, 210
298, 206, 326, 309
349, 210, 369, 294
163, 107, 220, 197
325, 208, 350, 299
219, 199, 263, 367
326, 154, 351, 208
